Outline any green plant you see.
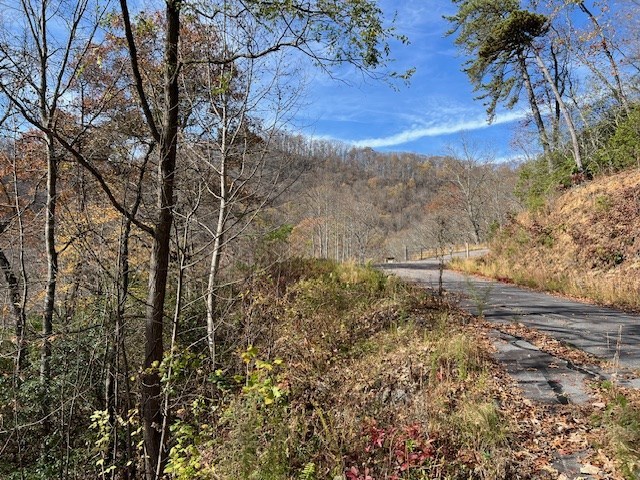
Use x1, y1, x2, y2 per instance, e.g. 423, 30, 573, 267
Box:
595, 105, 640, 173
464, 276, 493, 318
515, 153, 575, 211
299, 462, 317, 480
89, 408, 141, 479
597, 388, 640, 479
240, 346, 286, 406
595, 194, 613, 212
165, 417, 215, 480
90, 410, 116, 477
212, 347, 291, 479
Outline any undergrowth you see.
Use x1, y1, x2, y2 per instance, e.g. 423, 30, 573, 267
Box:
594, 382, 640, 479
159, 259, 523, 479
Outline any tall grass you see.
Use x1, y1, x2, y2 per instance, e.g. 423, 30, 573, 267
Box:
595, 383, 640, 479
203, 259, 517, 479
451, 256, 640, 311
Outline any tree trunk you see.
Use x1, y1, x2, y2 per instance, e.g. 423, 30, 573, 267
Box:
10, 150, 29, 378
469, 210, 482, 244
549, 43, 564, 151
105, 213, 136, 478
206, 153, 226, 366
533, 51, 583, 172
0, 231, 27, 374
142, 2, 180, 478
518, 54, 551, 168
41, 133, 58, 436
142, 176, 170, 480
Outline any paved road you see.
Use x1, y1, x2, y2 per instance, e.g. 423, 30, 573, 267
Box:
379, 255, 640, 478
382, 259, 640, 403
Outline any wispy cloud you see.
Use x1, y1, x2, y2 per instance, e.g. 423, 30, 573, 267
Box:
347, 110, 527, 148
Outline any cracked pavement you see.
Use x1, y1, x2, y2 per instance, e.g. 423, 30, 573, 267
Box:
380, 256, 640, 403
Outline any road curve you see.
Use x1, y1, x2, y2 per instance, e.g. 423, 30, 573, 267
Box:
380, 257, 640, 380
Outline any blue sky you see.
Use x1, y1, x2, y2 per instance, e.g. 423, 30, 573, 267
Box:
295, 1, 532, 161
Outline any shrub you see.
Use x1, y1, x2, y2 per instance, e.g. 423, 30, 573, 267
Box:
595, 105, 640, 173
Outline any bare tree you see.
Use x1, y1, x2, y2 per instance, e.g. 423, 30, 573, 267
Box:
561, 0, 630, 112
444, 140, 494, 244
0, 126, 29, 377
0, 0, 108, 438
113, 1, 402, 476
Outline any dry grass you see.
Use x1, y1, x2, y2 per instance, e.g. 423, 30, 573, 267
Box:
323, 320, 517, 479
451, 168, 640, 310
593, 382, 640, 479
452, 256, 640, 310
208, 261, 533, 479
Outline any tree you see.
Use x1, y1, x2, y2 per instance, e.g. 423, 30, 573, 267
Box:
447, 1, 584, 172
113, 1, 404, 477
443, 139, 498, 244
417, 212, 460, 295
447, 0, 550, 159
0, 2, 407, 475
565, 1, 629, 112
187, 75, 303, 365
0, 132, 29, 377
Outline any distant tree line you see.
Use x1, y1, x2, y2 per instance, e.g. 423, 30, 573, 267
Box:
281, 137, 519, 261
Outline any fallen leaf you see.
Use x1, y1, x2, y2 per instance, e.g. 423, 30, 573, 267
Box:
580, 464, 600, 475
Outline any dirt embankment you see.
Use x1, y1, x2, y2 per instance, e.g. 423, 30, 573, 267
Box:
467, 168, 640, 309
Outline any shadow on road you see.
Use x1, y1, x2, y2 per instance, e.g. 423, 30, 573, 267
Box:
381, 260, 640, 372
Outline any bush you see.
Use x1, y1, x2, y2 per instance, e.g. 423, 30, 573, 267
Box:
515, 152, 575, 211
595, 105, 640, 173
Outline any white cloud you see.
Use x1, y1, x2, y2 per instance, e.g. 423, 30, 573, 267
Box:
348, 110, 527, 148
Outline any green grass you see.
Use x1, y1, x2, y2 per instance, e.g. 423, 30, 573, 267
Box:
595, 383, 640, 479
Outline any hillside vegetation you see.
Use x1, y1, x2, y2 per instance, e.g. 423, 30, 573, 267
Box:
0, 259, 549, 479
454, 168, 640, 310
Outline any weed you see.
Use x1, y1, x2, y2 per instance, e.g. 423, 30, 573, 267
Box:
595, 384, 640, 479
429, 333, 482, 382
595, 194, 613, 212
298, 462, 316, 480
464, 276, 493, 318
454, 400, 508, 453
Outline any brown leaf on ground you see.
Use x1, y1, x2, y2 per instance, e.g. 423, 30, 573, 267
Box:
580, 463, 601, 475
478, 319, 602, 367
470, 324, 630, 479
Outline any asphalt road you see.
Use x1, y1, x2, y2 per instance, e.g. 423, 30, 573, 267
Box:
380, 255, 640, 389
380, 254, 640, 476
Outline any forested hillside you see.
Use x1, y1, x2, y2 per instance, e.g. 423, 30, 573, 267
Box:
0, 0, 639, 478
275, 139, 519, 262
